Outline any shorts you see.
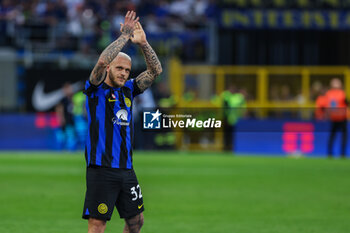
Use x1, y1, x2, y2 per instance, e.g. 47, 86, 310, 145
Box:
82, 166, 144, 221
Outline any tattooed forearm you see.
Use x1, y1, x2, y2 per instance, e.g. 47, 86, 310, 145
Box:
135, 42, 162, 92
135, 70, 154, 91
89, 62, 107, 86
89, 32, 132, 86
100, 33, 130, 64
140, 42, 162, 76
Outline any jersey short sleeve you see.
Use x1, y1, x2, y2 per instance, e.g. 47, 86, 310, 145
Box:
124, 79, 143, 97
83, 80, 102, 97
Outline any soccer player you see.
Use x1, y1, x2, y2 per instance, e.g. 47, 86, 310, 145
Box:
81, 11, 162, 233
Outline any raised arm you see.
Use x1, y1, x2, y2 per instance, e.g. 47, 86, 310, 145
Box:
89, 11, 139, 86
132, 22, 162, 92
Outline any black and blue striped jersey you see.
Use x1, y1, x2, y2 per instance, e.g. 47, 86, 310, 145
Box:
83, 79, 142, 169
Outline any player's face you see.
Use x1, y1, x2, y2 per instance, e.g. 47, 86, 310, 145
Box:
107, 56, 131, 88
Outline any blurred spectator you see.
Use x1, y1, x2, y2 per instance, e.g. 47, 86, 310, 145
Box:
325, 78, 348, 158
153, 82, 176, 149
221, 84, 246, 152
41, 0, 67, 26
144, 13, 163, 33
280, 85, 293, 101
168, 0, 192, 17
0, 0, 215, 57
153, 0, 170, 20
155, 82, 177, 107
269, 84, 297, 101
0, 0, 15, 44
315, 87, 328, 120
193, 0, 208, 16
72, 90, 87, 149
55, 82, 76, 150
269, 84, 280, 101
66, 2, 83, 37
311, 81, 325, 101
80, 5, 98, 52
133, 89, 156, 150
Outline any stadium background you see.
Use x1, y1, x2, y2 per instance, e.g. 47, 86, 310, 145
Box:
0, 1, 350, 233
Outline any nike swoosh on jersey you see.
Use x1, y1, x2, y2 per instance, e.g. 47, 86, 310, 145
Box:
138, 204, 144, 209
32, 81, 83, 111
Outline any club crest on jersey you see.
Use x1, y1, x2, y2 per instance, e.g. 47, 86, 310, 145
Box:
124, 97, 131, 107
98, 203, 108, 214
112, 109, 129, 126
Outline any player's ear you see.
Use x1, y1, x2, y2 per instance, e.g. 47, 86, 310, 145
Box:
107, 64, 110, 72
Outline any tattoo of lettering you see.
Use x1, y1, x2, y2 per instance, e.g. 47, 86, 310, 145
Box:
135, 42, 162, 92
89, 34, 130, 86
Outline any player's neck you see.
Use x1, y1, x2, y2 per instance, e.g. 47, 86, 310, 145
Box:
104, 80, 122, 89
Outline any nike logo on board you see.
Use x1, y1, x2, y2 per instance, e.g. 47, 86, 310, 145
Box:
32, 81, 83, 111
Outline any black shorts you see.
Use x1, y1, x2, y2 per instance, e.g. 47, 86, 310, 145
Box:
82, 166, 144, 221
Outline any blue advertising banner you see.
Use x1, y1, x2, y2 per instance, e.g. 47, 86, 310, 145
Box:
235, 119, 347, 157
220, 10, 350, 30
0, 114, 54, 150
0, 114, 347, 158
0, 114, 86, 150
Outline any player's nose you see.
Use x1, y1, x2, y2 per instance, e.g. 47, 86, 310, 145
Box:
121, 69, 127, 76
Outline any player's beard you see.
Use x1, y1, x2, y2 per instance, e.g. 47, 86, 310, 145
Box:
108, 71, 126, 88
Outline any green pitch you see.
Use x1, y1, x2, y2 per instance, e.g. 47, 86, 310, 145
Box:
0, 151, 349, 233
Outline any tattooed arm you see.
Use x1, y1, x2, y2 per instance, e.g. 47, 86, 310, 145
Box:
89, 11, 139, 86
132, 22, 162, 92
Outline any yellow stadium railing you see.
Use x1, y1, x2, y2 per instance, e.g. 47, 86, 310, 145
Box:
168, 58, 350, 151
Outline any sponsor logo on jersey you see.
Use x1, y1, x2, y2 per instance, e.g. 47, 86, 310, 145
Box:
112, 109, 129, 126
109, 93, 117, 102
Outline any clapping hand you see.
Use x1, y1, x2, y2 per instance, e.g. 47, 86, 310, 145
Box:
120, 11, 139, 36
130, 22, 147, 45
